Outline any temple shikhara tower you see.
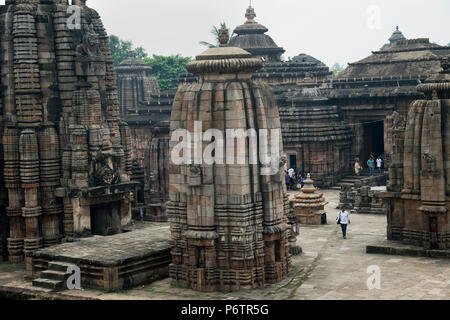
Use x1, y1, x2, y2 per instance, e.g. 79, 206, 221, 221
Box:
0, 0, 135, 263
383, 56, 450, 250
168, 28, 299, 292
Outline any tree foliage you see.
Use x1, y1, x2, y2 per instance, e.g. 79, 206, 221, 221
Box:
109, 34, 148, 66
331, 63, 346, 77
143, 55, 192, 91
109, 35, 191, 91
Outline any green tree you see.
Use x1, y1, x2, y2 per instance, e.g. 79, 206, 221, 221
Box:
109, 34, 148, 66
199, 22, 233, 48
331, 63, 346, 77
143, 55, 192, 91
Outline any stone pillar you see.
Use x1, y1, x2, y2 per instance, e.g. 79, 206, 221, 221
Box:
19, 130, 43, 254
39, 123, 62, 247
3, 128, 25, 262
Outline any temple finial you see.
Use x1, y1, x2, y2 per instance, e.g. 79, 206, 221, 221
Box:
245, 5, 256, 22
218, 26, 229, 47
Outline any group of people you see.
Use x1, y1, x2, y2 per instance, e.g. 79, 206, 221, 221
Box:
285, 168, 306, 191
354, 154, 383, 177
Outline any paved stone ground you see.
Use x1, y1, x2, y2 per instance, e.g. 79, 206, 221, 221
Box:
0, 189, 448, 300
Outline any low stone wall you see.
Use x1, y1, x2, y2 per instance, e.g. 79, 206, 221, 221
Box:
338, 174, 388, 214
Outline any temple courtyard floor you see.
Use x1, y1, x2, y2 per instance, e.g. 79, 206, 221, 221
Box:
0, 189, 448, 300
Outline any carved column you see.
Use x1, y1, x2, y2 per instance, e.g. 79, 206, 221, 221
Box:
4, 128, 25, 263
39, 123, 62, 247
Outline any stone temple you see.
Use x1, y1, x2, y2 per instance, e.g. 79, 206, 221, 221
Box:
168, 28, 298, 292
0, 0, 448, 298
0, 0, 135, 263
115, 51, 171, 222
382, 56, 450, 250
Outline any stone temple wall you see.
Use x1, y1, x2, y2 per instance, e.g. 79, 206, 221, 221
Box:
0, 0, 135, 263
382, 57, 450, 250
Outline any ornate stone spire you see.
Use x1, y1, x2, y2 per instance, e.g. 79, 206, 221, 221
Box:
169, 28, 298, 292
388, 26, 406, 45
245, 5, 256, 23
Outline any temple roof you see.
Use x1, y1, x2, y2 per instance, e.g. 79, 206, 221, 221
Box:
291, 54, 327, 66
116, 52, 152, 73
381, 26, 407, 50
228, 6, 285, 61
337, 38, 450, 80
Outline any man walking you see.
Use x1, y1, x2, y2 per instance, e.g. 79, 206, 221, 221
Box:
337, 208, 350, 239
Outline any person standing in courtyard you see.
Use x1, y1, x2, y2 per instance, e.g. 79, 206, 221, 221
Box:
376, 156, 383, 175
337, 208, 350, 239
367, 155, 375, 177
354, 159, 362, 176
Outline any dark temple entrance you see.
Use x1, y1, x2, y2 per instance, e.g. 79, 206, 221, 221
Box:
288, 154, 297, 173
91, 202, 122, 236
362, 120, 384, 162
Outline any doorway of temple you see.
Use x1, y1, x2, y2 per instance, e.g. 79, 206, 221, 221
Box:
362, 120, 385, 163
90, 202, 121, 236
288, 154, 297, 173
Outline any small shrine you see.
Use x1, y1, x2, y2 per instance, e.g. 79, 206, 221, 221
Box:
293, 174, 328, 225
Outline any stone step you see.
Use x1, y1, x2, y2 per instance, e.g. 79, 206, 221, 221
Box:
32, 278, 64, 291
24, 285, 54, 294
40, 270, 70, 281
48, 261, 76, 272
340, 180, 361, 184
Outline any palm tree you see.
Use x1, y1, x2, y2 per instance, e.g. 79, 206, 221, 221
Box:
199, 22, 234, 48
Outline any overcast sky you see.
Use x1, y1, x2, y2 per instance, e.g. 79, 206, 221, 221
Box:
9, 0, 450, 67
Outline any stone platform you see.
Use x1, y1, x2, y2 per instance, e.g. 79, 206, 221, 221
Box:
26, 224, 171, 292
367, 240, 450, 259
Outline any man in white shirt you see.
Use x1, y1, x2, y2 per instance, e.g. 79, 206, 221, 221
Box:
337, 208, 350, 239
376, 156, 383, 175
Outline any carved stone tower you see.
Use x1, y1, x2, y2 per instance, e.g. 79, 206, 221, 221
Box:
168, 27, 298, 292
0, 0, 135, 263
383, 56, 450, 250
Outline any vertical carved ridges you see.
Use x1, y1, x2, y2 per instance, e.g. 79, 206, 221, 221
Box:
63, 197, 74, 238
19, 129, 43, 253
3, 127, 21, 188
19, 129, 40, 187
386, 111, 406, 192
169, 43, 294, 291
72, 85, 102, 126
119, 121, 133, 173
143, 134, 169, 221
39, 123, 62, 247
69, 125, 88, 188
38, 123, 61, 186
13, 1, 42, 126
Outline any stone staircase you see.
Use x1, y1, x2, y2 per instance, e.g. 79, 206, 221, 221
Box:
331, 171, 370, 190
29, 261, 73, 293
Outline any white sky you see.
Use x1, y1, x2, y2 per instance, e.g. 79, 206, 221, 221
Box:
3, 0, 450, 67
